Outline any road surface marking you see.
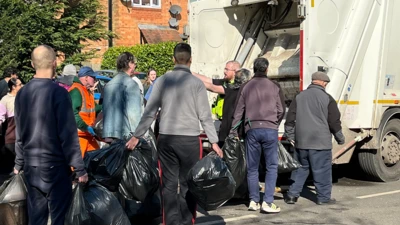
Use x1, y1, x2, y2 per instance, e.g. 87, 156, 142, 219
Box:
196, 214, 258, 225
356, 190, 400, 199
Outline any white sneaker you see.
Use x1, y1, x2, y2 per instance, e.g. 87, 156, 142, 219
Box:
261, 202, 281, 213
248, 201, 260, 211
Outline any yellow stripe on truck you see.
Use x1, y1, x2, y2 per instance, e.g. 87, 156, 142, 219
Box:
373, 100, 400, 104
311, 0, 315, 7
337, 100, 359, 105
336, 100, 400, 105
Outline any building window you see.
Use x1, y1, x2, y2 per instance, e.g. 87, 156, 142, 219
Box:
133, 0, 160, 8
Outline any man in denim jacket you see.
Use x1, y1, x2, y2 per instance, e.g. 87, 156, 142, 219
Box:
102, 52, 142, 141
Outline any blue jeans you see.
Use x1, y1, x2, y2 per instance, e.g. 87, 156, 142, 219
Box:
245, 128, 278, 203
288, 149, 332, 202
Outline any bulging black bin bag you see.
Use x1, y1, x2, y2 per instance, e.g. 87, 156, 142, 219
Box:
119, 138, 159, 202
83, 182, 130, 225
222, 136, 246, 187
84, 140, 129, 192
0, 174, 27, 225
187, 152, 236, 211
222, 136, 248, 199
278, 142, 301, 173
65, 184, 90, 225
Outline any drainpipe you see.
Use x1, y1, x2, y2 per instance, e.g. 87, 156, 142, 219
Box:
108, 0, 113, 47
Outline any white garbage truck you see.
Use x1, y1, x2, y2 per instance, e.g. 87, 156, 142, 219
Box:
189, 0, 400, 181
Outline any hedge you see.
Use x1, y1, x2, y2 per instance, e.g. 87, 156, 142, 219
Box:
101, 41, 177, 76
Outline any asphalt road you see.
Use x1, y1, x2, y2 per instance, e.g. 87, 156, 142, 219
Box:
2, 163, 400, 225
195, 165, 400, 225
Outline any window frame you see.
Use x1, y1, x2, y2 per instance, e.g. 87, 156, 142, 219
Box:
132, 0, 161, 9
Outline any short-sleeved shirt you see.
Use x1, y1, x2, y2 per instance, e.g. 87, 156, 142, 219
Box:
212, 78, 226, 98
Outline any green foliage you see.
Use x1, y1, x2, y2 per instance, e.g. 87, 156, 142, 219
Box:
101, 42, 177, 76
0, 0, 115, 81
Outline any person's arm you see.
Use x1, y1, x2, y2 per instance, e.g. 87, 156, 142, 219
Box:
14, 95, 24, 172
284, 97, 297, 144
69, 88, 89, 131
126, 78, 162, 150
133, 78, 163, 138
273, 81, 286, 124
276, 90, 284, 125
55, 93, 87, 177
0, 103, 7, 124
196, 83, 219, 144
192, 72, 212, 84
195, 82, 223, 157
327, 95, 345, 144
204, 82, 225, 94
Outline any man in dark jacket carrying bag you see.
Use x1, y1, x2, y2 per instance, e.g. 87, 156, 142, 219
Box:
13, 45, 88, 225
284, 71, 345, 205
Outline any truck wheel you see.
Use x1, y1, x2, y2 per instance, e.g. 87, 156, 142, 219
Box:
359, 119, 400, 182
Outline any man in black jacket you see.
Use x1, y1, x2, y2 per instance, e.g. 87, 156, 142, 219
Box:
284, 71, 345, 205
14, 45, 88, 225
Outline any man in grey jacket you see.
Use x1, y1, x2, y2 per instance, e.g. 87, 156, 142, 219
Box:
284, 71, 345, 205
125, 43, 223, 225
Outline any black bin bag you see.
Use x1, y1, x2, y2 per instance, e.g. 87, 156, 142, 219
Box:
83, 182, 130, 225
119, 138, 159, 202
278, 142, 302, 173
187, 152, 236, 211
223, 136, 246, 186
84, 140, 129, 192
222, 136, 248, 199
65, 184, 90, 225
0, 174, 27, 225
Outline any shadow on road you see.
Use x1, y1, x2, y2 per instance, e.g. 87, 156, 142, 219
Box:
195, 215, 226, 225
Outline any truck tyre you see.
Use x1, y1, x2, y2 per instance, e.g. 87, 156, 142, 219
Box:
359, 119, 400, 182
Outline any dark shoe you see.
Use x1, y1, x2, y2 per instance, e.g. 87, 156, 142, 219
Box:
284, 195, 298, 204
317, 198, 336, 205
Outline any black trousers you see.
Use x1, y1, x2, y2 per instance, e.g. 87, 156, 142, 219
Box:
157, 134, 202, 225
24, 165, 72, 225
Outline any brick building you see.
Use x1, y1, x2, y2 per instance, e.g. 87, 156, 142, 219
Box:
85, 0, 188, 70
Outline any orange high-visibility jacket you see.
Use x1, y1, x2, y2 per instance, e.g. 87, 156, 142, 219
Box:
68, 83, 96, 136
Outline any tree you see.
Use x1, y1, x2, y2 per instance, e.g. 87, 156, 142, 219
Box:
0, 0, 114, 81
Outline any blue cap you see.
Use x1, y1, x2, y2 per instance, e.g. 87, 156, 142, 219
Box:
78, 66, 98, 78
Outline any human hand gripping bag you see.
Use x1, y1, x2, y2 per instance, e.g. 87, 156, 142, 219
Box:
118, 138, 159, 202
84, 140, 129, 192
277, 142, 302, 173
0, 173, 27, 225
187, 152, 236, 211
